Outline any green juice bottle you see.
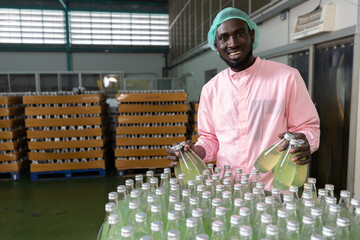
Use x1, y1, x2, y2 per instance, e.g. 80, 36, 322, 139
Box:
254, 132, 294, 173
99, 202, 116, 240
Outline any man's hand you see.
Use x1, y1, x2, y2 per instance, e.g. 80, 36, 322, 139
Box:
166, 140, 194, 167
277, 132, 312, 165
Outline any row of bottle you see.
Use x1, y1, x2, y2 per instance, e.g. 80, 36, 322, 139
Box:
118, 112, 187, 116
99, 169, 360, 240
116, 145, 171, 150
116, 156, 167, 161
26, 113, 101, 119
31, 147, 102, 153
22, 91, 102, 96
26, 102, 102, 107
0, 137, 26, 143
0, 156, 27, 165
117, 123, 186, 127
118, 101, 186, 106
117, 134, 184, 138
32, 157, 102, 164
27, 125, 102, 131
29, 136, 103, 142
0, 114, 25, 120
118, 90, 185, 94
0, 126, 25, 132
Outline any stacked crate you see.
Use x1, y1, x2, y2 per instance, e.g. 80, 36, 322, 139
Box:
23, 92, 108, 180
115, 90, 188, 175
0, 95, 28, 180
189, 101, 199, 143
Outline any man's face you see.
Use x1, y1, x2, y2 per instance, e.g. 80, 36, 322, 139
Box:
214, 18, 255, 72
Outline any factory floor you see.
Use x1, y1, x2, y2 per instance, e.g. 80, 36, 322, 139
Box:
0, 170, 128, 240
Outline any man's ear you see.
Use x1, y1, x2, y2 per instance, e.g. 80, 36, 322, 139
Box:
250, 29, 255, 45
214, 41, 218, 52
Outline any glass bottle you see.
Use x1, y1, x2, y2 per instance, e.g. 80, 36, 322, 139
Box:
285, 201, 298, 223
256, 182, 266, 202
164, 168, 171, 181
207, 163, 214, 176
212, 174, 220, 187
223, 178, 233, 193
254, 132, 294, 173
253, 202, 267, 238
322, 225, 336, 240
316, 188, 329, 211
325, 204, 341, 228
170, 177, 178, 186
140, 235, 153, 240
215, 206, 228, 227
282, 194, 294, 210
150, 220, 164, 240
165, 210, 179, 234
350, 206, 360, 240
228, 214, 241, 240
300, 215, 315, 240
134, 212, 148, 239
232, 198, 245, 217
146, 170, 154, 184
150, 177, 159, 195
175, 202, 187, 237
192, 208, 205, 235
303, 199, 316, 219
188, 179, 197, 197
325, 184, 335, 197
108, 191, 119, 208
252, 188, 262, 206
130, 190, 141, 202
210, 221, 226, 240
170, 184, 180, 199
178, 173, 187, 194
221, 191, 233, 224
155, 187, 167, 210
148, 204, 162, 232
99, 202, 116, 240
311, 207, 323, 235
289, 186, 300, 211
187, 197, 200, 219
265, 196, 277, 224
167, 230, 181, 240
204, 179, 215, 198
276, 209, 288, 240
197, 185, 206, 200
127, 200, 140, 226
348, 198, 360, 219
307, 178, 318, 200
234, 168, 242, 185
210, 198, 222, 223
107, 214, 122, 239
172, 142, 207, 183
201, 191, 213, 236
135, 174, 144, 192
233, 184, 244, 201
184, 217, 198, 240
141, 183, 151, 212
272, 188, 283, 211
215, 185, 225, 199
146, 194, 158, 225
203, 169, 211, 180
241, 178, 250, 194
310, 234, 324, 240
125, 179, 135, 195
257, 213, 272, 240
299, 192, 313, 223
243, 193, 255, 223
117, 185, 129, 221
323, 196, 337, 222
250, 169, 259, 192
286, 220, 300, 240
338, 190, 351, 218
160, 173, 170, 200
266, 224, 279, 240
196, 233, 209, 240
335, 217, 350, 240
168, 194, 180, 212
196, 174, 204, 186
239, 207, 252, 229
182, 189, 192, 211
239, 225, 252, 240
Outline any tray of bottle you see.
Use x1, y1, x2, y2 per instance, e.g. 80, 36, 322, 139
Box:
116, 126, 186, 135
117, 115, 187, 124
118, 104, 188, 113
25, 116, 103, 127
26, 128, 104, 139
116, 92, 187, 102
0, 139, 26, 151
115, 148, 167, 157
22, 94, 106, 104
116, 136, 185, 146
0, 107, 24, 117
28, 149, 104, 161
115, 157, 169, 170
0, 151, 26, 161
0, 96, 22, 105
25, 105, 106, 116
28, 139, 104, 150
30, 159, 105, 172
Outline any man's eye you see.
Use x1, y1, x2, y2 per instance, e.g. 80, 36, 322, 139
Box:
219, 36, 228, 41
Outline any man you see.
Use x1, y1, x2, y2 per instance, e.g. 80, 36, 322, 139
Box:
167, 7, 320, 190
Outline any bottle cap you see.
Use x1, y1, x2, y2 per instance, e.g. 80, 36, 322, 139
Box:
167, 230, 180, 239
256, 182, 265, 189
147, 194, 157, 203
241, 178, 248, 185
202, 191, 212, 199
151, 203, 162, 213
196, 175, 204, 181
329, 204, 341, 213
325, 196, 337, 205
215, 185, 225, 192
325, 184, 335, 191
234, 184, 242, 191
256, 202, 267, 212
286, 202, 297, 211
192, 208, 203, 218
222, 191, 232, 199
224, 171, 232, 178
196, 233, 209, 240
170, 184, 179, 191
212, 174, 220, 180
223, 178, 232, 185
178, 173, 186, 180
207, 163, 214, 169
318, 188, 328, 196
336, 217, 350, 227
322, 225, 336, 237
351, 198, 360, 206
308, 177, 316, 184
214, 167, 221, 173
235, 168, 242, 174
146, 170, 154, 177
135, 212, 147, 222
190, 197, 200, 205
287, 220, 299, 231
130, 190, 141, 198
164, 168, 171, 174
125, 179, 134, 186
129, 200, 140, 209
175, 202, 185, 211
302, 192, 313, 200
160, 173, 168, 179
284, 132, 295, 140
188, 179, 196, 186
311, 207, 322, 217
230, 214, 241, 225
304, 199, 315, 208
121, 226, 134, 237
139, 236, 153, 240
202, 169, 210, 176
117, 185, 126, 193
289, 185, 298, 193
340, 190, 351, 198
277, 209, 289, 218
168, 210, 179, 220
150, 220, 163, 232
105, 202, 116, 212
169, 194, 179, 203
302, 215, 314, 224
244, 193, 254, 201
182, 189, 191, 197
108, 192, 118, 201
310, 234, 324, 240
186, 217, 198, 228
272, 188, 280, 195
261, 213, 272, 224
239, 207, 250, 217
212, 198, 222, 207
142, 183, 150, 190
304, 183, 312, 190
150, 177, 158, 184
170, 178, 178, 185
283, 194, 294, 203
135, 174, 143, 181
265, 196, 275, 204
234, 198, 245, 207
108, 214, 120, 224
224, 164, 231, 170
205, 179, 214, 186
211, 220, 225, 232
252, 187, 261, 195
215, 206, 226, 216
266, 224, 278, 236
155, 187, 165, 196
197, 185, 206, 192
239, 225, 252, 237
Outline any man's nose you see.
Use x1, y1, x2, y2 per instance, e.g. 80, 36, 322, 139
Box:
228, 35, 239, 47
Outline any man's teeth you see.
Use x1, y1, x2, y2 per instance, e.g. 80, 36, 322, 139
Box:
229, 51, 242, 56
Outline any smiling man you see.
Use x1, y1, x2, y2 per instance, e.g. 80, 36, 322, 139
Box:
168, 7, 320, 191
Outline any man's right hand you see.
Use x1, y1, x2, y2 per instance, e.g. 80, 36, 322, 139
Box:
166, 140, 194, 167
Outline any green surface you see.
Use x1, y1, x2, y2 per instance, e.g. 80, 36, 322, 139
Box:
0, 171, 126, 240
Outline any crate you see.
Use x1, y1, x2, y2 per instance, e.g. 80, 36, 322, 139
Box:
189, 101, 199, 143
23, 92, 109, 178
0, 95, 28, 179
115, 90, 187, 172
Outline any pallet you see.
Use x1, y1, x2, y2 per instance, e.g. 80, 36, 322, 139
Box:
0, 162, 28, 181
30, 168, 106, 181
0, 170, 24, 180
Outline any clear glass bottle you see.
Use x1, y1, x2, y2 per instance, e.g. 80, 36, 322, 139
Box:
233, 184, 244, 201
266, 224, 279, 240
232, 198, 245, 217
300, 215, 315, 240
286, 220, 300, 240
223, 178, 233, 193
285, 201, 298, 223
265, 196, 277, 224
196, 174, 204, 186
160, 173, 170, 200
325, 184, 335, 198
310, 234, 325, 240
182, 189, 192, 211
338, 190, 351, 218
127, 200, 140, 226
106, 214, 122, 239
221, 191, 233, 224
187, 196, 200, 218
289, 186, 300, 211
150, 220, 164, 240
204, 179, 215, 198
335, 217, 350, 240
146, 194, 157, 222
175, 202, 187, 237
212, 174, 220, 187
252, 188, 262, 206
168, 194, 179, 212
239, 207, 252, 229
254, 132, 294, 173
201, 191, 213, 236
350, 206, 360, 240
184, 217, 199, 240
130, 189, 141, 201
125, 179, 135, 195
164, 168, 171, 181
139, 235, 153, 240
215, 184, 225, 199
250, 169, 259, 192
207, 163, 214, 176
170, 184, 180, 199
257, 213, 272, 240
117, 185, 129, 222
311, 207, 323, 235
325, 204, 341, 228
322, 225, 336, 240
228, 214, 241, 240
178, 173, 187, 194
165, 210, 179, 234
197, 185, 206, 200
99, 202, 116, 240
243, 193, 255, 223
256, 182, 266, 202
141, 183, 151, 212
282, 194, 294, 210
210, 198, 222, 223
150, 177, 159, 195
323, 196, 337, 223
316, 188, 329, 211
210, 221, 226, 240
303, 199, 316, 219
192, 208, 205, 235
348, 198, 360, 219
155, 187, 167, 210
239, 225, 252, 240
276, 209, 288, 240
135, 174, 144, 192
167, 229, 181, 240
134, 212, 148, 239
215, 206, 228, 227
188, 179, 197, 197
196, 233, 209, 240
307, 177, 318, 200
234, 168, 242, 185
147, 204, 162, 232
146, 170, 154, 184
241, 178, 250, 194
299, 192, 313, 223
203, 169, 211, 180
272, 188, 283, 211
253, 202, 267, 238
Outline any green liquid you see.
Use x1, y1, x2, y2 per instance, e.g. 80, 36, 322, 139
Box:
174, 150, 207, 184
291, 164, 307, 187
273, 150, 296, 191
254, 144, 284, 173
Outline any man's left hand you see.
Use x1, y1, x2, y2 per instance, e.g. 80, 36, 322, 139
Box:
278, 132, 312, 165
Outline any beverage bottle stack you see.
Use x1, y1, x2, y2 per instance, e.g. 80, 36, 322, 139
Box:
99, 151, 360, 240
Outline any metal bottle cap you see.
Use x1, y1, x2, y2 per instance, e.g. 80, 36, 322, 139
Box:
239, 207, 250, 217
240, 225, 253, 237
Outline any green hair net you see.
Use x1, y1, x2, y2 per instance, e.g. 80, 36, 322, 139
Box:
207, 7, 259, 51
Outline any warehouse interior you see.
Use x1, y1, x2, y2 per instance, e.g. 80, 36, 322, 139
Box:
1, 0, 360, 239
